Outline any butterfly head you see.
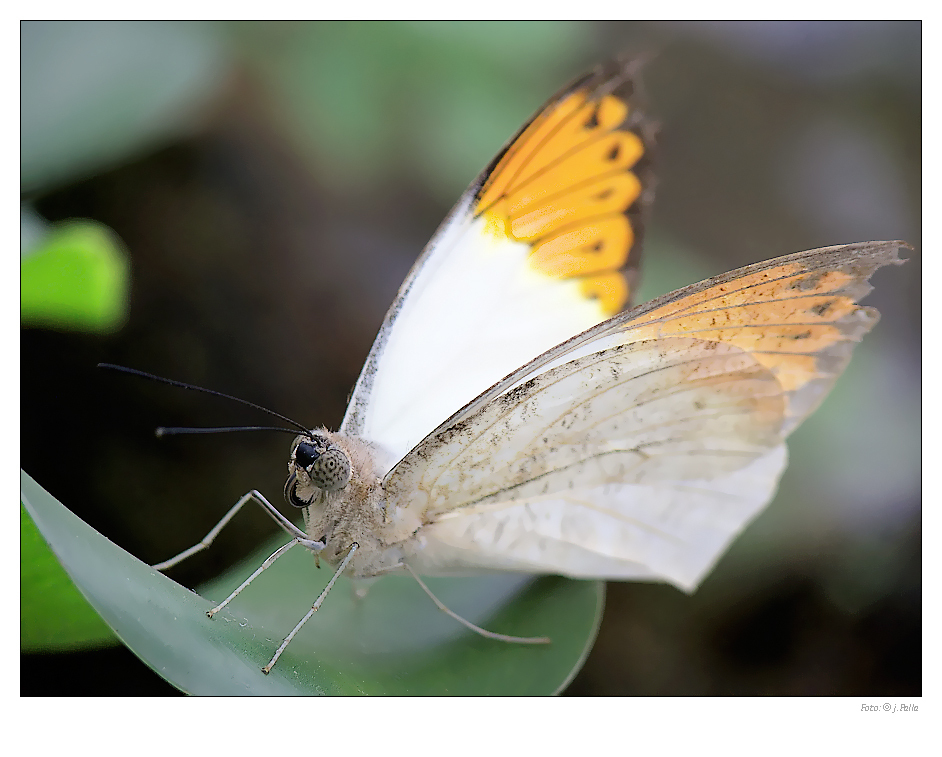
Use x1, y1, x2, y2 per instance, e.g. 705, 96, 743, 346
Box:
284, 431, 352, 508
282, 430, 409, 577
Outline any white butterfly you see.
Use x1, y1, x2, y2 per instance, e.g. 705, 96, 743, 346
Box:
152, 58, 907, 673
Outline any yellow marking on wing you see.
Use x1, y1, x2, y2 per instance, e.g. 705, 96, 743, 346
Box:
477, 93, 589, 212
506, 96, 630, 193
481, 212, 508, 240
578, 273, 629, 316
475, 70, 650, 315
501, 131, 643, 220
508, 169, 642, 239
530, 216, 632, 277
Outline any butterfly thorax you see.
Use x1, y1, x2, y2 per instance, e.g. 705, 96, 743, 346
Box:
287, 430, 418, 578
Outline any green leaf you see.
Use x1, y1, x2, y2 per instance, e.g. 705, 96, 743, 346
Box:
20, 471, 603, 695
20, 505, 117, 651
21, 221, 130, 333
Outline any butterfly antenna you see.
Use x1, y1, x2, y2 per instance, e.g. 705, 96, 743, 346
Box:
155, 425, 300, 437
97, 363, 310, 435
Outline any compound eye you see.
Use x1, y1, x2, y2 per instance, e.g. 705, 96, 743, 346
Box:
309, 447, 351, 492
294, 441, 319, 469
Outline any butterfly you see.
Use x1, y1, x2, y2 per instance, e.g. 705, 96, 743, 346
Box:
149, 57, 907, 673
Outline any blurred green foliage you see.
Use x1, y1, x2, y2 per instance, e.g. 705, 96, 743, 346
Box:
232, 21, 595, 195
21, 221, 130, 333
21, 21, 227, 191
20, 215, 130, 654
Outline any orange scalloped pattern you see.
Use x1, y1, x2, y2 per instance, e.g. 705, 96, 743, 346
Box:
475, 85, 647, 315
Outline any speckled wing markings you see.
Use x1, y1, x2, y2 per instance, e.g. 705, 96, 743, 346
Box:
388, 242, 906, 589
608, 241, 908, 434
340, 58, 654, 470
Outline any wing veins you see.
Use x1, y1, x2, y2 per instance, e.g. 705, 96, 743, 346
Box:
518, 168, 639, 238
631, 269, 860, 323
490, 129, 636, 216
575, 404, 773, 449
657, 321, 846, 332
504, 353, 777, 469
430, 441, 763, 521
511, 382, 779, 470
423, 347, 760, 494
524, 207, 631, 250
475, 92, 599, 217
651, 290, 855, 318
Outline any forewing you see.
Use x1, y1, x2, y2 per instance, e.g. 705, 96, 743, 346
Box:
387, 241, 906, 589
341, 58, 655, 468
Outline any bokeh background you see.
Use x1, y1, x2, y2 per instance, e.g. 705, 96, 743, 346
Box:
21, 21, 920, 695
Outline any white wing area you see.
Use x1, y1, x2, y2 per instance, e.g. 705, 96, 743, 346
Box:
406, 447, 786, 590
388, 337, 793, 591
343, 199, 611, 468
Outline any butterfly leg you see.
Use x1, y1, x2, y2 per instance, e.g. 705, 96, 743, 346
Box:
403, 565, 551, 645
206, 535, 322, 618
261, 542, 359, 674
151, 489, 312, 571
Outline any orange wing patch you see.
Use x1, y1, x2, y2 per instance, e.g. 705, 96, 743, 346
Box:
474, 59, 654, 315
616, 241, 907, 426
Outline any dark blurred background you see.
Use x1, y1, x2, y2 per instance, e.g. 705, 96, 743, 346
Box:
21, 21, 920, 695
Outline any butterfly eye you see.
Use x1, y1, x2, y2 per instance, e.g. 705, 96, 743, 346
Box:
309, 447, 351, 491
294, 439, 351, 492
294, 441, 319, 468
